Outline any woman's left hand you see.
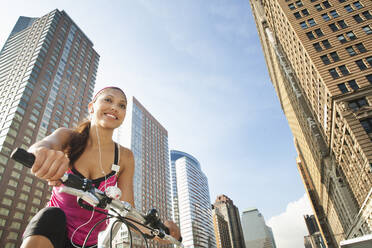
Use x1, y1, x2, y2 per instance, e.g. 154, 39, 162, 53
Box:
164, 220, 181, 241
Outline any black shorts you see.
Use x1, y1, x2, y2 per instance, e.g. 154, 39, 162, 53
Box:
23, 207, 96, 248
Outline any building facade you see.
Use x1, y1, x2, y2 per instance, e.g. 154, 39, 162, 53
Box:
0, 9, 98, 247
171, 150, 216, 248
304, 214, 326, 248
249, 0, 372, 246
114, 97, 172, 248
212, 207, 232, 248
212, 195, 245, 248
241, 208, 276, 248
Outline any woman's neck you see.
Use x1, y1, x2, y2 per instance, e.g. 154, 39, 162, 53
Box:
88, 125, 114, 148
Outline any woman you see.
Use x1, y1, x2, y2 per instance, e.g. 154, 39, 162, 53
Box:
21, 87, 180, 248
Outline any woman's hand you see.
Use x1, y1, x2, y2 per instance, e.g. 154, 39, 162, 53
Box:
164, 220, 182, 242
29, 147, 70, 186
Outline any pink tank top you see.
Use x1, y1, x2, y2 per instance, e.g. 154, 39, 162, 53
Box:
48, 169, 118, 246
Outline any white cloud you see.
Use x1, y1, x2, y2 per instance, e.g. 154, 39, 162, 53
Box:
267, 194, 313, 248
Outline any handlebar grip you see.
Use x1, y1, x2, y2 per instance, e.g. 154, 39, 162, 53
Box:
158, 222, 170, 235
10, 148, 35, 168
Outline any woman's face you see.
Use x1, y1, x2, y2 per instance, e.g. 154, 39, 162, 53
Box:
89, 88, 127, 129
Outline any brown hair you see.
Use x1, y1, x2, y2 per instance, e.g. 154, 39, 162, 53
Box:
66, 119, 91, 166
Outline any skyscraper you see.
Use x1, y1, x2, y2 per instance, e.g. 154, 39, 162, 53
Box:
249, 0, 372, 246
212, 207, 232, 248
115, 96, 172, 248
241, 208, 276, 248
171, 150, 216, 248
212, 195, 246, 248
304, 214, 326, 248
0, 9, 99, 247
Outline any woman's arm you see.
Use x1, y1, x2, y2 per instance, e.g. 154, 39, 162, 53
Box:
28, 127, 72, 185
117, 147, 135, 205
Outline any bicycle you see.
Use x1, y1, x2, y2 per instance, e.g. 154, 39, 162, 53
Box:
11, 148, 183, 248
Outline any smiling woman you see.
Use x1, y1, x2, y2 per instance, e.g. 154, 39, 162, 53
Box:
20, 86, 181, 248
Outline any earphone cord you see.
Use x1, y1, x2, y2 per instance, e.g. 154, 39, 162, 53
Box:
70, 125, 109, 247
95, 125, 108, 190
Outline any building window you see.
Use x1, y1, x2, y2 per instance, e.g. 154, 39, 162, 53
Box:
355, 60, 367, 70
329, 23, 339, 31
366, 74, 372, 84
330, 10, 339, 18
355, 43, 367, 53
338, 83, 349, 93
289, 3, 296, 10
362, 25, 372, 34
339, 65, 350, 76
314, 28, 324, 37
366, 56, 372, 67
360, 118, 372, 134
362, 11, 372, 20
300, 21, 308, 29
348, 79, 359, 90
294, 12, 302, 19
353, 14, 364, 23
322, 13, 331, 21
321, 55, 331, 65
296, 0, 304, 7
337, 20, 348, 28
302, 9, 310, 16
337, 34, 347, 43
346, 46, 357, 56
315, 4, 323, 11
329, 68, 340, 79
323, 1, 331, 8
313, 42, 322, 51
330, 52, 340, 62
348, 97, 368, 111
306, 32, 316, 40
353, 1, 363, 10
344, 5, 354, 13
346, 31, 357, 40
308, 18, 316, 26
322, 39, 331, 49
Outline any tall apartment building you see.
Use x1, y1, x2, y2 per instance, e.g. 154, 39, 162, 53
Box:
304, 214, 326, 248
0, 9, 98, 247
241, 208, 276, 248
249, 0, 372, 246
114, 97, 172, 248
171, 150, 216, 248
212, 207, 232, 248
212, 195, 245, 248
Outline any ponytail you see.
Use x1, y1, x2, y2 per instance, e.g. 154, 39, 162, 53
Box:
66, 119, 91, 166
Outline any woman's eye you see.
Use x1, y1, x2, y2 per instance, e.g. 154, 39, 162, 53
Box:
119, 104, 126, 109
104, 98, 112, 102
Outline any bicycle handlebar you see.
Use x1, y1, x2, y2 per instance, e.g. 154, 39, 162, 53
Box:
10, 148, 183, 247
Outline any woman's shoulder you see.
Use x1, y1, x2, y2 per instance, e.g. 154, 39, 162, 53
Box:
118, 145, 134, 169
54, 127, 74, 136
118, 145, 134, 159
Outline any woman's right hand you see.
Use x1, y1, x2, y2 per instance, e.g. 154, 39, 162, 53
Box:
29, 147, 70, 186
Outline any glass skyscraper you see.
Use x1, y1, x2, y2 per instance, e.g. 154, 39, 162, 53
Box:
0, 9, 98, 247
241, 209, 276, 248
114, 97, 172, 248
171, 150, 216, 248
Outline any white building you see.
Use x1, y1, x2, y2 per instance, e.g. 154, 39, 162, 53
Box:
241, 208, 276, 248
171, 150, 216, 248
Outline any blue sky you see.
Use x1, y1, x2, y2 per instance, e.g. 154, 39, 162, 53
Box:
1, 1, 312, 246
